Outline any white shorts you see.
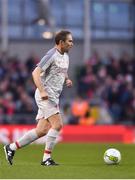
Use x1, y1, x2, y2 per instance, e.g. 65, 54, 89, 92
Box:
35, 89, 60, 120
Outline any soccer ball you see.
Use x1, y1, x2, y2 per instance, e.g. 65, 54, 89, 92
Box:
104, 148, 121, 165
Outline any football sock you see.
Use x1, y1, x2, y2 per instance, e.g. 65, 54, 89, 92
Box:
9, 129, 38, 150
43, 128, 59, 161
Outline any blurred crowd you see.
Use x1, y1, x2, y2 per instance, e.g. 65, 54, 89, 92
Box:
0, 51, 135, 125
64, 51, 135, 125
0, 53, 38, 124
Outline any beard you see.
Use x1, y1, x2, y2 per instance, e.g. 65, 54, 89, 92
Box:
65, 49, 69, 53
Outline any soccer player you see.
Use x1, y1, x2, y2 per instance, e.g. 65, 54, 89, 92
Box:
4, 30, 73, 166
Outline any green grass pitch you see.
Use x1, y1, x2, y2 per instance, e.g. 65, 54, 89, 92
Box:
0, 143, 135, 179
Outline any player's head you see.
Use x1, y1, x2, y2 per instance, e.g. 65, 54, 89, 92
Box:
55, 30, 73, 53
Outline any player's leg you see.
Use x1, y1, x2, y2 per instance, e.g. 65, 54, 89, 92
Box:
41, 113, 63, 166
4, 118, 50, 165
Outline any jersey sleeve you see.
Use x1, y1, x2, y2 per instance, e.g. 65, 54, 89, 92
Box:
37, 53, 54, 71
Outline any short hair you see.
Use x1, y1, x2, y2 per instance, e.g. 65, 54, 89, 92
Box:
55, 30, 72, 45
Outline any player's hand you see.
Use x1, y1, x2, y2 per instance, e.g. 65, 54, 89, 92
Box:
40, 91, 48, 100
65, 79, 73, 88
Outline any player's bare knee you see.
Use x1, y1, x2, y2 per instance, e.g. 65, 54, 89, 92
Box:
36, 127, 48, 137
58, 123, 63, 130
37, 130, 46, 137
52, 123, 63, 131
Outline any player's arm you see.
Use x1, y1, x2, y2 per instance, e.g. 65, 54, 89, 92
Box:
32, 66, 48, 100
65, 73, 73, 88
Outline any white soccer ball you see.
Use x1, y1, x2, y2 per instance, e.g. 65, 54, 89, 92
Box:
104, 148, 121, 165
